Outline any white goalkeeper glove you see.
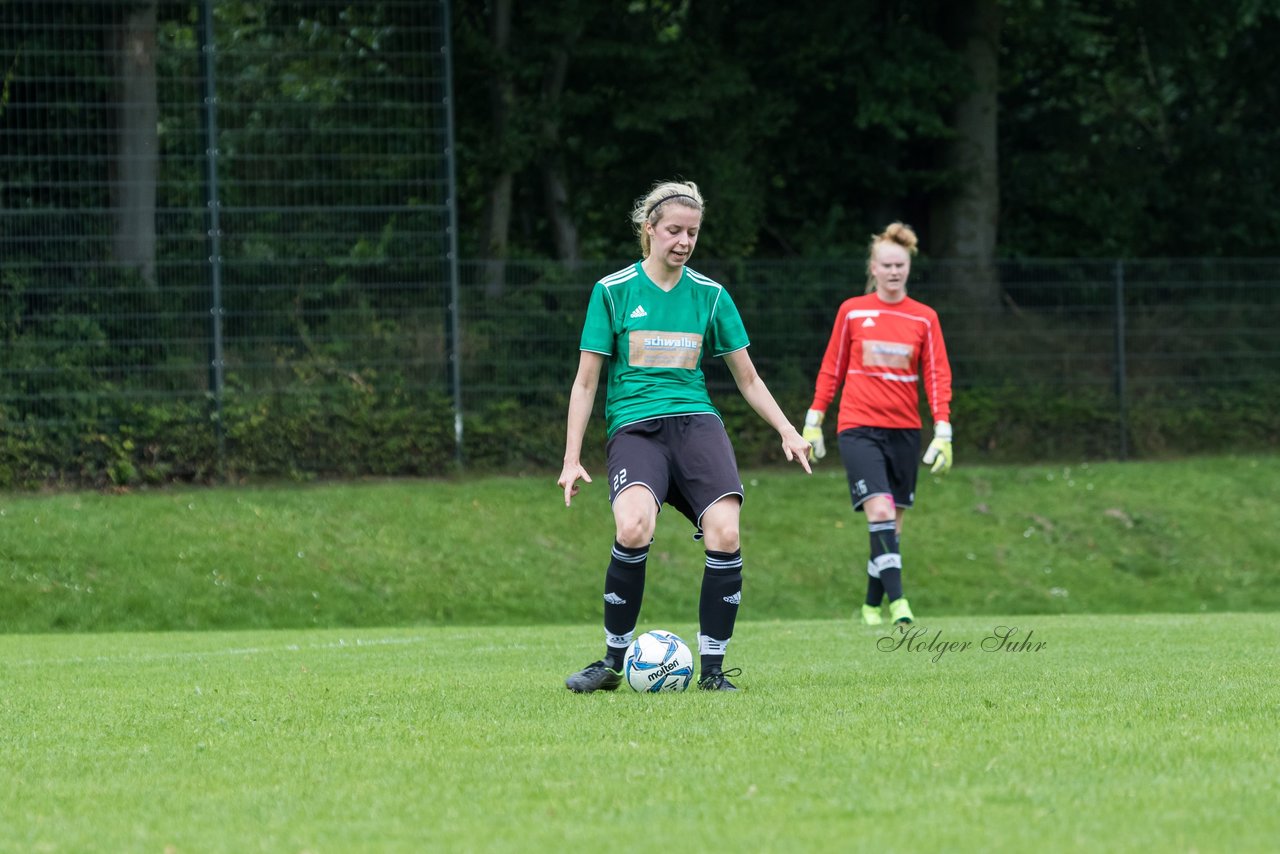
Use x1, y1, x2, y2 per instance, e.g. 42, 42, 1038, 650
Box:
802, 409, 826, 462
922, 421, 953, 474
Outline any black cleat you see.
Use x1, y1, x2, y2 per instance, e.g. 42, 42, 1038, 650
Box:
697, 666, 742, 691
565, 660, 622, 693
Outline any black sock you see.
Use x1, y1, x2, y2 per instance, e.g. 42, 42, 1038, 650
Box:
882, 531, 903, 602
880, 567, 903, 603
699, 549, 742, 671
603, 541, 648, 669
865, 574, 885, 607
869, 520, 903, 602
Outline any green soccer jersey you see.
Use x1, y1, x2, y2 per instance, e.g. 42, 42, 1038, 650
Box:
579, 262, 750, 436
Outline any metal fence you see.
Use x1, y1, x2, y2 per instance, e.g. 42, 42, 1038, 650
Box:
2, 0, 458, 481
451, 258, 1280, 465
2, 3, 1277, 483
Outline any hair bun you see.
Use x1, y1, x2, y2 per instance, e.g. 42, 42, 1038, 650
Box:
878, 221, 918, 255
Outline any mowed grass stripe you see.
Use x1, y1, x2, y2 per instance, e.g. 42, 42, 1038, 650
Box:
3, 455, 1278, 633
2, 614, 1277, 853
3, 632, 434, 668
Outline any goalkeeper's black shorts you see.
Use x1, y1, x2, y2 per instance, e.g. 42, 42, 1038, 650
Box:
837, 426, 921, 511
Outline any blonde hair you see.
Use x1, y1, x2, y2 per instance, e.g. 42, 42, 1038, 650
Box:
630, 180, 705, 257
865, 221, 919, 293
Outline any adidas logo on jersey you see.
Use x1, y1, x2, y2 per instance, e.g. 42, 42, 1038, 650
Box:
630, 305, 648, 319
862, 317, 876, 327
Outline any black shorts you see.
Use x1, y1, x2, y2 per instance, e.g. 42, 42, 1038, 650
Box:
837, 427, 921, 512
606, 414, 744, 538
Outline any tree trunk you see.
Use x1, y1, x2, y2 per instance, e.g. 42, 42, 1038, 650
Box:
482, 172, 512, 298
111, 0, 159, 287
930, 0, 1001, 310
540, 41, 579, 263
482, 0, 514, 298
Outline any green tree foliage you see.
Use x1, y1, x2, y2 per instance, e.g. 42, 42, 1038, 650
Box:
452, 0, 966, 261
453, 0, 1280, 260
1000, 0, 1280, 256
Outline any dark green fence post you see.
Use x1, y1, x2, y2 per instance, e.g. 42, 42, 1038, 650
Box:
441, 0, 464, 467
1113, 260, 1128, 460
198, 0, 226, 477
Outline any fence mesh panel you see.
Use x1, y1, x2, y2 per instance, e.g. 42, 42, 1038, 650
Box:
2, 3, 1277, 484
2, 1, 453, 480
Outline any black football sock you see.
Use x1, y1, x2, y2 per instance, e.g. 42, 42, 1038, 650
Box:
883, 531, 904, 602
869, 520, 903, 601
603, 541, 648, 669
865, 574, 885, 608
880, 567, 904, 603
698, 549, 742, 671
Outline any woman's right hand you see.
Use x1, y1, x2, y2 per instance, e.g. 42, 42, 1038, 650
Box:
557, 462, 592, 507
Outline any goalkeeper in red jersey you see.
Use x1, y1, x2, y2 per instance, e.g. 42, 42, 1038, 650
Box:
802, 222, 953, 626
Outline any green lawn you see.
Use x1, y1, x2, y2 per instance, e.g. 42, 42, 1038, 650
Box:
2, 455, 1278, 632
3, 614, 1277, 852
2, 458, 1276, 850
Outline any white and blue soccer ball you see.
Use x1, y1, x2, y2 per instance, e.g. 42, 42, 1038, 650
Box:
624, 630, 694, 693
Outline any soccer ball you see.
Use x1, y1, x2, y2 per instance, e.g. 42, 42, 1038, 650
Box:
624, 630, 694, 693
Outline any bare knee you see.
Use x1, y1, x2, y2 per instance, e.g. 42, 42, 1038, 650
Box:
862, 496, 895, 524
700, 498, 741, 552
613, 488, 657, 547
615, 514, 655, 548
703, 527, 740, 552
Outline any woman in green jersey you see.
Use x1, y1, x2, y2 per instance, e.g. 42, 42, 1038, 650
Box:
559, 179, 811, 693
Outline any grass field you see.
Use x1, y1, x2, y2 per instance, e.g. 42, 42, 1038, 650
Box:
3, 614, 1278, 852
2, 455, 1277, 632
2, 456, 1277, 851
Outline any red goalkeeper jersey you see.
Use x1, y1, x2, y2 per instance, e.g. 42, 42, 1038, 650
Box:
809, 292, 952, 431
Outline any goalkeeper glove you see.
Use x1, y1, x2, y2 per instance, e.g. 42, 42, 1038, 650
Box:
802, 409, 826, 462
922, 421, 953, 474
